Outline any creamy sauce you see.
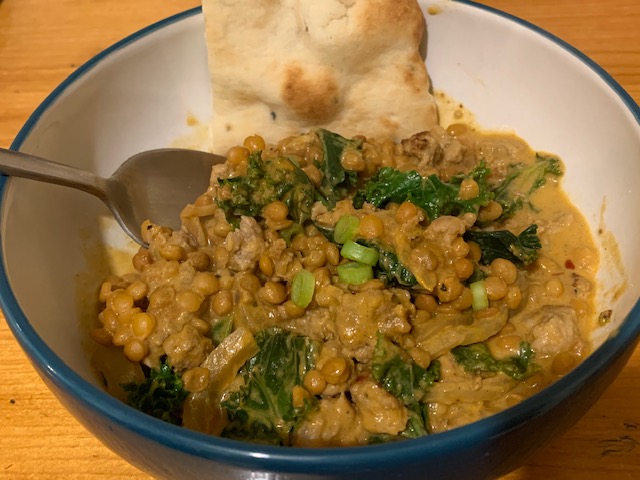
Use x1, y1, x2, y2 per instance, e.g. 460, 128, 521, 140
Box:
434, 89, 479, 131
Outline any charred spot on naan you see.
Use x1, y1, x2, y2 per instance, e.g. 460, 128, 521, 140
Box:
281, 63, 341, 123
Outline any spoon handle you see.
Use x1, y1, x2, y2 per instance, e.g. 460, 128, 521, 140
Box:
0, 148, 108, 200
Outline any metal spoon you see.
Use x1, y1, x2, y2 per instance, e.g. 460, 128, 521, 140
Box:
0, 147, 226, 245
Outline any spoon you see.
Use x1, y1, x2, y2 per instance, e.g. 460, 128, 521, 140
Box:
0, 147, 226, 246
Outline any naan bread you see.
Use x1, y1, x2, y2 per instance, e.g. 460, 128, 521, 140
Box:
202, 0, 438, 154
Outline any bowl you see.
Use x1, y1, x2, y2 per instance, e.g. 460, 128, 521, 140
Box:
2, 1, 640, 479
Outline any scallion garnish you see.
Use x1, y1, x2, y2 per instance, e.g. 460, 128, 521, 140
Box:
337, 262, 374, 285
470, 280, 489, 311
291, 269, 315, 308
334, 215, 360, 244
340, 240, 379, 266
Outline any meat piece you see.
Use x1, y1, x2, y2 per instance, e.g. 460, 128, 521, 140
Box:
424, 215, 467, 249
162, 324, 213, 371
515, 305, 584, 358
209, 162, 232, 185
401, 126, 467, 178
268, 237, 299, 281
350, 378, 408, 435
224, 216, 265, 272
293, 393, 367, 447
335, 289, 411, 362
311, 199, 361, 226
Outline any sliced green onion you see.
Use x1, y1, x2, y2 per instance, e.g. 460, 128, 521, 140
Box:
470, 280, 489, 311
340, 240, 379, 266
334, 215, 360, 244
291, 269, 316, 308
337, 262, 374, 285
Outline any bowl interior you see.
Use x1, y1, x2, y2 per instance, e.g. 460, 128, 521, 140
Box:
2, 0, 640, 444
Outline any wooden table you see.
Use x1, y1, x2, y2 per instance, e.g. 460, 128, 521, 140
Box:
1, 0, 639, 478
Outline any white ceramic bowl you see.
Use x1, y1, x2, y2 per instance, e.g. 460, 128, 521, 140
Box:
2, 2, 640, 479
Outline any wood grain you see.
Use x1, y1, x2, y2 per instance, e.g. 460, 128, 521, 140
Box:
1, 1, 639, 478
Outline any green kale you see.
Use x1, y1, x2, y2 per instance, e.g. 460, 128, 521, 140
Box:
315, 129, 361, 207
311, 222, 336, 243
221, 328, 320, 446
402, 403, 431, 438
353, 168, 423, 209
122, 358, 188, 425
368, 404, 431, 444
493, 153, 563, 220
451, 342, 540, 381
217, 130, 361, 227
464, 224, 541, 266
372, 334, 440, 407
352, 162, 493, 221
217, 153, 316, 226
371, 334, 440, 439
359, 240, 418, 287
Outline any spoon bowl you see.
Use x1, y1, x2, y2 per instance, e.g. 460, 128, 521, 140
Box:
0, 147, 225, 245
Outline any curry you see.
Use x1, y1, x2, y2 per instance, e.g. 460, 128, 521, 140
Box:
90, 124, 599, 446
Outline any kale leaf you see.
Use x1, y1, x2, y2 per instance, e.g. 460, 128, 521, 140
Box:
217, 130, 361, 226
315, 129, 361, 208
122, 358, 188, 425
368, 403, 431, 444
359, 240, 418, 287
372, 334, 441, 405
371, 334, 440, 439
493, 153, 563, 220
353, 162, 493, 221
451, 342, 540, 381
221, 328, 320, 446
403, 403, 432, 438
464, 224, 541, 266
353, 168, 423, 209
217, 153, 316, 225
311, 222, 336, 243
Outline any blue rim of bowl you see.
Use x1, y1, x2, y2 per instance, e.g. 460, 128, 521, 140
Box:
2, 0, 640, 474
